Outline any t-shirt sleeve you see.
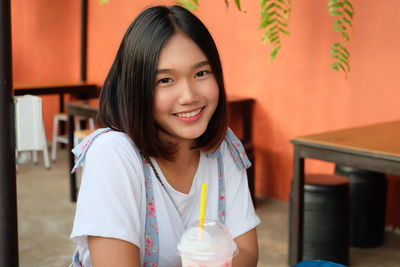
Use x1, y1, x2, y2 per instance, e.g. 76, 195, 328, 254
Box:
221, 141, 260, 239
70, 132, 145, 249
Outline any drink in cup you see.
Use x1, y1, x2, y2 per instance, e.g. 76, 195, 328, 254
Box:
177, 219, 238, 267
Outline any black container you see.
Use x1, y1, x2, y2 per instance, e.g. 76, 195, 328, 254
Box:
335, 165, 387, 248
291, 174, 350, 266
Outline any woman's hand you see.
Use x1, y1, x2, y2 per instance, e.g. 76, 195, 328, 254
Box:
88, 236, 141, 267
232, 228, 259, 267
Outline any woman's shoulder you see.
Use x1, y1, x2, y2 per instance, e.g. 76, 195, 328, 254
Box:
85, 130, 142, 165
90, 130, 138, 152
218, 128, 251, 171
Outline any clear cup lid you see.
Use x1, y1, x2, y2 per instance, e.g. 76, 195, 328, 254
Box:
177, 219, 238, 261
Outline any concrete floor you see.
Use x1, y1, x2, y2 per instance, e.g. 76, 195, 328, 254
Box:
16, 149, 400, 267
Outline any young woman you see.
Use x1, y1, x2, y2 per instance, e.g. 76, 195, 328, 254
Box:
70, 5, 259, 267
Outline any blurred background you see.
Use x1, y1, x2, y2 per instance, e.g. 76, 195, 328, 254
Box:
7, 0, 400, 266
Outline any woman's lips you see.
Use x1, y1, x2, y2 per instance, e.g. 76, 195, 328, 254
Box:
173, 106, 205, 122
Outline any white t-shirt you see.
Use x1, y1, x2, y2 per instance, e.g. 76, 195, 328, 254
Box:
70, 131, 260, 267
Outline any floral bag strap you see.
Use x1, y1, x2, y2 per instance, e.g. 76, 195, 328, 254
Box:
141, 156, 161, 266
71, 127, 112, 174
70, 128, 160, 267
69, 127, 114, 267
216, 150, 226, 224
215, 127, 252, 225
224, 128, 251, 171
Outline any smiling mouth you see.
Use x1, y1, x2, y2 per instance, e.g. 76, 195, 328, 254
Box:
173, 107, 205, 118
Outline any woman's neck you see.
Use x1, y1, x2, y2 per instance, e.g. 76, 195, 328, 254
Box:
155, 141, 200, 194
158, 142, 199, 169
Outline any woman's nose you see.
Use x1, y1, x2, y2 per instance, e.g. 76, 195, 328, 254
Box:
177, 80, 199, 105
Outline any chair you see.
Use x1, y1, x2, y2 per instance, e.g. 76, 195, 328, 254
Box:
50, 112, 95, 161
14, 95, 50, 169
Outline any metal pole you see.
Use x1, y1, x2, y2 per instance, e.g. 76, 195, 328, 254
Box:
0, 0, 19, 266
80, 0, 88, 82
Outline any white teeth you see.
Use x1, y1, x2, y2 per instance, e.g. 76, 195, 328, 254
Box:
175, 108, 202, 118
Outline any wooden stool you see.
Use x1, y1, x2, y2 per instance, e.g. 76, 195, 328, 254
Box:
73, 129, 95, 146
335, 165, 387, 248
290, 174, 350, 266
50, 113, 95, 161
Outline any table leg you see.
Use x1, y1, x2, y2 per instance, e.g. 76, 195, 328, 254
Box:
68, 113, 77, 202
289, 145, 305, 265
60, 93, 66, 148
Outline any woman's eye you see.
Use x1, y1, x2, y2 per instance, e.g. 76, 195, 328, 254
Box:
195, 70, 209, 78
158, 78, 173, 84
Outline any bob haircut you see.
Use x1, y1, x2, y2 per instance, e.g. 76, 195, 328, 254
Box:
99, 5, 227, 160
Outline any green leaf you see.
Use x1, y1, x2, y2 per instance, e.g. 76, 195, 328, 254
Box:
341, 46, 350, 57
332, 27, 340, 32
344, 8, 353, 18
344, 0, 354, 11
331, 42, 341, 49
279, 27, 290, 35
178, 0, 198, 11
260, 0, 271, 8
332, 60, 347, 73
280, 0, 291, 10
330, 10, 343, 16
268, 36, 279, 45
332, 20, 342, 26
267, 30, 279, 39
342, 16, 352, 28
331, 49, 349, 60
332, 54, 350, 70
260, 17, 276, 28
330, 62, 340, 71
270, 46, 282, 60
327, 0, 341, 7
261, 8, 275, 18
99, 0, 109, 4
265, 2, 276, 12
264, 24, 278, 34
341, 31, 349, 41
276, 19, 289, 27
235, 0, 242, 11
274, 4, 284, 11
338, 58, 350, 71
329, 2, 343, 11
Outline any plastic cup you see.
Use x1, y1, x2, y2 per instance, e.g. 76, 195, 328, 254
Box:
177, 219, 238, 267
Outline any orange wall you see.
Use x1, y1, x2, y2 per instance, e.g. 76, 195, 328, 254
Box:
11, 0, 400, 225
11, 0, 81, 138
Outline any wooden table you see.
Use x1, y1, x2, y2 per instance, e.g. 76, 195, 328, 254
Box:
289, 120, 400, 265
14, 81, 99, 112
66, 96, 255, 202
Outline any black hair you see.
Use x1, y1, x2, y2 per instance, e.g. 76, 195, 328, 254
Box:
99, 5, 227, 160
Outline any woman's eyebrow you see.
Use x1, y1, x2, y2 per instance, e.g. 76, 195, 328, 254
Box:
192, 60, 210, 69
156, 60, 210, 74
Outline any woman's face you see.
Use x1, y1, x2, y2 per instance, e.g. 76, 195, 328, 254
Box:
153, 31, 219, 144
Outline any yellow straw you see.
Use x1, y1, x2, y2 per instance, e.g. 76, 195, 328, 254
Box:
198, 183, 208, 239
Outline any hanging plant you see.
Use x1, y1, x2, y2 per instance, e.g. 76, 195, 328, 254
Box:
178, 0, 199, 11
260, 0, 291, 60
328, 0, 354, 77
179, 0, 291, 60
101, 0, 354, 77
